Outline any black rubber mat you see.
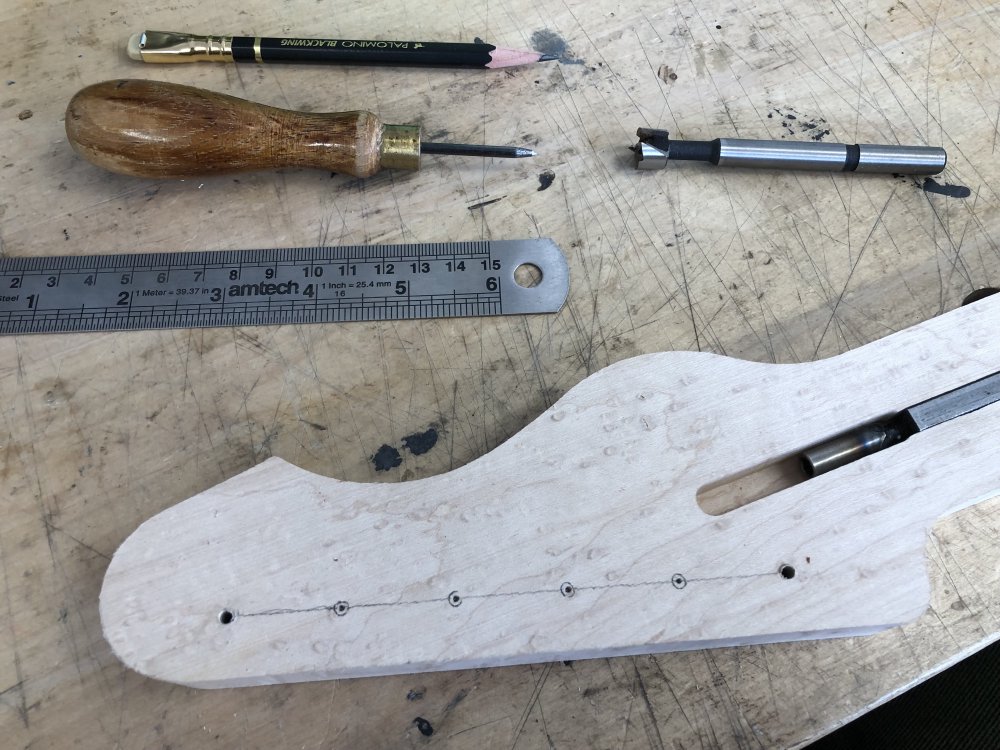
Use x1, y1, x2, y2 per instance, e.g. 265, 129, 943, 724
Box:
807, 639, 1000, 750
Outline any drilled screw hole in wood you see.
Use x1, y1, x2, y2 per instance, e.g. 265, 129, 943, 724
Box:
219, 609, 235, 625
779, 565, 796, 579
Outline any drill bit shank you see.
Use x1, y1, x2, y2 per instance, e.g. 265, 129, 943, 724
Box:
632, 128, 946, 175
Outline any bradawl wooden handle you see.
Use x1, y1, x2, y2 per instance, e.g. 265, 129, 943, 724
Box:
64, 79, 416, 179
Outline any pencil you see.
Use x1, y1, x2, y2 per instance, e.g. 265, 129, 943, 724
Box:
128, 30, 558, 69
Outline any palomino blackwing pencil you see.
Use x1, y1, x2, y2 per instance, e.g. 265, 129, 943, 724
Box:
128, 30, 558, 69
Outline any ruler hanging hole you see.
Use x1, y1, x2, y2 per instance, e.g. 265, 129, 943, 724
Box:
514, 263, 543, 288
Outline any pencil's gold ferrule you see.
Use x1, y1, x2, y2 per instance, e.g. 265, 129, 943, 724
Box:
128, 31, 234, 63
379, 125, 421, 171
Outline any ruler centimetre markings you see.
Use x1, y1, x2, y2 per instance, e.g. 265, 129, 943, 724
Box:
0, 239, 568, 334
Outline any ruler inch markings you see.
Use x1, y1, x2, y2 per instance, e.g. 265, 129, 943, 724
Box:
0, 239, 567, 335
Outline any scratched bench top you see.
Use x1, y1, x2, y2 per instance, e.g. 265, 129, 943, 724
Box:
1, 1, 997, 747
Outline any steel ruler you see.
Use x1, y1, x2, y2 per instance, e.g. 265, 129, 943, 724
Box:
0, 239, 568, 335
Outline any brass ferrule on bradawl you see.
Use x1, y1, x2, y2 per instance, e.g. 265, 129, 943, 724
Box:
128, 31, 234, 62
379, 125, 421, 171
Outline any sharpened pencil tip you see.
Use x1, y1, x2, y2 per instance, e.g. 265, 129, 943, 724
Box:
537, 53, 559, 62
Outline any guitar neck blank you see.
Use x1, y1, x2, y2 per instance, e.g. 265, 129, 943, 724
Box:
100, 298, 1000, 688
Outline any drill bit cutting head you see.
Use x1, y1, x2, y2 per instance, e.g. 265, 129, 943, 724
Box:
631, 140, 669, 169
629, 126, 946, 175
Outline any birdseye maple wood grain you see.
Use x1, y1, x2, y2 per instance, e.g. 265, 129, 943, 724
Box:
99, 297, 1000, 688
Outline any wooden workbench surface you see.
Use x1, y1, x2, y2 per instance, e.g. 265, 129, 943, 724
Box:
3, 1, 998, 747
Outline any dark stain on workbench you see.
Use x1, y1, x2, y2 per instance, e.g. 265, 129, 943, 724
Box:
371, 444, 402, 471
467, 196, 504, 210
444, 687, 469, 712
923, 178, 971, 198
537, 169, 556, 191
530, 29, 584, 64
769, 106, 831, 140
413, 717, 434, 736
402, 427, 438, 456
372, 426, 440, 470
657, 65, 678, 82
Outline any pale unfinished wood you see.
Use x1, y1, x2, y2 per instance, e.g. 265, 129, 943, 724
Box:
100, 296, 1000, 687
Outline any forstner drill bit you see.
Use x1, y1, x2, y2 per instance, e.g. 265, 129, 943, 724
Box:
631, 128, 946, 175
